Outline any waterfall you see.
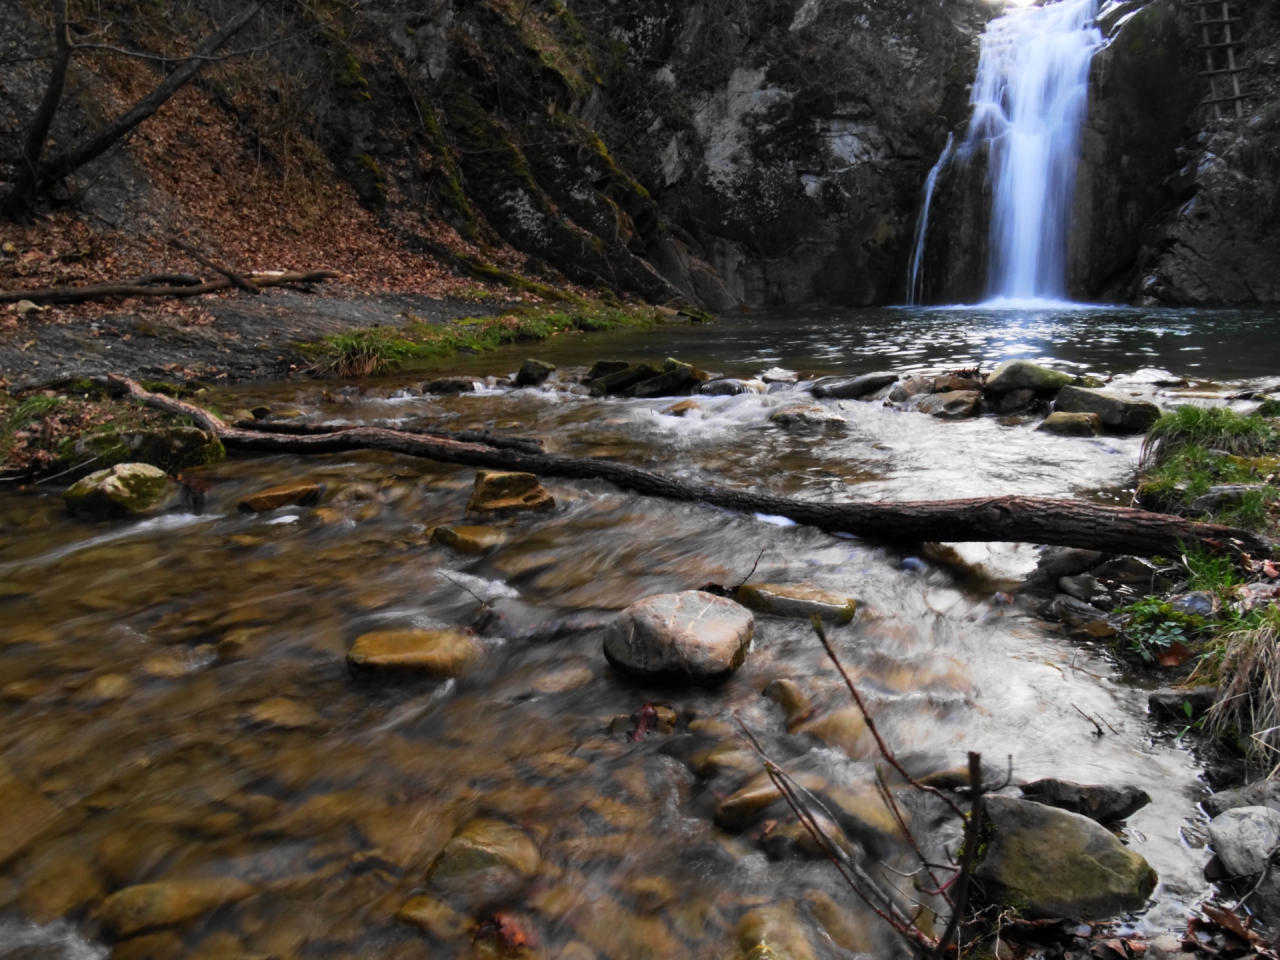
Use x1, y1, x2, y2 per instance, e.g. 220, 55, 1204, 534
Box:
905, 133, 953, 306
971, 0, 1101, 303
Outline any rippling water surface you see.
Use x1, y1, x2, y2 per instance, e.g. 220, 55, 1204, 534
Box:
1, 305, 1278, 958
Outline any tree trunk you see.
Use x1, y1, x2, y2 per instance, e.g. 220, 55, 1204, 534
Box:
107, 377, 1274, 557
0, 0, 71, 223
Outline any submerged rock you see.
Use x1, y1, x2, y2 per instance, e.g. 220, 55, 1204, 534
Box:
20, 854, 101, 923
466, 470, 554, 514
98, 879, 257, 936
768, 405, 845, 427
916, 390, 980, 418
1020, 779, 1150, 823
1053, 386, 1161, 434
426, 819, 540, 913
237, 481, 324, 512
763, 678, 813, 730
662, 399, 702, 417
985, 360, 1073, 393
602, 591, 753, 685
514, 358, 556, 387
1036, 411, 1102, 436
810, 371, 898, 400
431, 525, 507, 554
887, 376, 933, 402
735, 901, 818, 960
1207, 806, 1280, 878
63, 463, 178, 520
347, 629, 483, 678
734, 583, 857, 623
421, 376, 479, 394
974, 796, 1157, 919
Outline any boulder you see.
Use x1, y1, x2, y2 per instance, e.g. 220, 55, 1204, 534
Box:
810, 371, 898, 400
916, 390, 980, 418
237, 481, 324, 512
590, 362, 662, 396
602, 591, 753, 685
63, 426, 224, 476
700, 379, 765, 396
1020, 779, 1151, 823
768, 405, 846, 427
420, 376, 479, 395
1036, 412, 1102, 437
887, 376, 934, 403
985, 360, 1073, 393
426, 819, 540, 912
934, 374, 982, 393
1204, 779, 1280, 819
514, 359, 556, 387
974, 796, 1157, 919
734, 584, 857, 623
997, 388, 1037, 414
98, 879, 257, 936
627, 359, 710, 398
466, 470, 554, 514
585, 360, 630, 382
347, 629, 483, 678
431, 525, 507, 554
1207, 806, 1280, 877
1053, 386, 1161, 434
63, 463, 178, 520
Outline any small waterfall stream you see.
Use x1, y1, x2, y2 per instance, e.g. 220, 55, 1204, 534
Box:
905, 133, 952, 306
908, 0, 1102, 305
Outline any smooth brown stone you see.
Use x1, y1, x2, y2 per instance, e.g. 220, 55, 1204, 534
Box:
347, 629, 482, 678
237, 482, 323, 512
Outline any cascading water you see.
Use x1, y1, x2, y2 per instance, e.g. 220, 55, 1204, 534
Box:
905, 133, 952, 306
907, 0, 1102, 305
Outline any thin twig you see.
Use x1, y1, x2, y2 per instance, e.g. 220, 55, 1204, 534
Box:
875, 766, 955, 909
732, 546, 766, 591
934, 751, 985, 959
31, 454, 97, 484
811, 616, 966, 818
1071, 702, 1106, 737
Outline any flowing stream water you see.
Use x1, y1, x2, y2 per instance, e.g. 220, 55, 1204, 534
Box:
2, 305, 1279, 959
908, 0, 1102, 305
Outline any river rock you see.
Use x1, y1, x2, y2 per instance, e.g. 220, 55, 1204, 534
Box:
1048, 594, 1118, 636
997, 388, 1037, 414
887, 376, 933, 402
735, 901, 818, 960
662, 399, 702, 417
916, 390, 980, 418
431, 525, 507, 554
347, 629, 483, 678
602, 591, 753, 685
985, 360, 1074, 393
1057, 574, 1099, 602
590, 362, 662, 396
1026, 546, 1106, 589
19, 854, 101, 923
1148, 686, 1217, 721
421, 376, 479, 394
1169, 591, 1219, 618
1204, 779, 1280, 819
700, 378, 765, 396
810, 371, 898, 399
397, 894, 467, 939
1190, 484, 1269, 513
1037, 412, 1102, 437
934, 374, 982, 393
237, 481, 324, 512
763, 678, 813, 730
759, 812, 852, 861
586, 360, 629, 382
1208, 806, 1280, 877
628, 359, 710, 398
64, 427, 224, 476
63, 463, 178, 520
466, 470, 554, 514
514, 359, 556, 387
426, 819, 540, 912
1053, 386, 1161, 434
98, 879, 257, 936
1020, 779, 1151, 823
768, 405, 845, 427
974, 796, 1157, 919
734, 583, 857, 623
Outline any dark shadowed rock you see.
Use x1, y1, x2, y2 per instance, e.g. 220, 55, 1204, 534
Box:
514, 359, 556, 387
421, 376, 479, 395
585, 360, 630, 382
975, 796, 1157, 919
887, 376, 934, 403
810, 372, 898, 400
1054, 386, 1161, 434
1148, 686, 1217, 721
1020, 779, 1151, 823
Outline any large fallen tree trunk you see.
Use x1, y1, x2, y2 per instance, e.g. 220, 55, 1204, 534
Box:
1, 270, 342, 305
109, 376, 1275, 557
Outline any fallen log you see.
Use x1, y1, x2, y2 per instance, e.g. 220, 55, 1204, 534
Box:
1, 270, 342, 305
169, 238, 259, 294
109, 375, 1275, 557
232, 418, 546, 455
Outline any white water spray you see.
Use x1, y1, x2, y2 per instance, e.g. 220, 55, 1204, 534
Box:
907, 0, 1101, 305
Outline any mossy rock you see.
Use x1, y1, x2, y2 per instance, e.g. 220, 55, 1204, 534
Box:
63, 464, 180, 521
61, 427, 224, 479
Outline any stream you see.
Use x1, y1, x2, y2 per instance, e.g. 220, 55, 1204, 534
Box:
2, 304, 1279, 959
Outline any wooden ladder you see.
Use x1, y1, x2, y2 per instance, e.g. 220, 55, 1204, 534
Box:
1193, 0, 1247, 118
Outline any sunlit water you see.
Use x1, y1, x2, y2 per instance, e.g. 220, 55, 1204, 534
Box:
1, 305, 1278, 958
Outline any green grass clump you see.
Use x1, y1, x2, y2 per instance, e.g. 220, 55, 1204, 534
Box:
1137, 405, 1280, 529
308, 304, 656, 377
1, 395, 63, 460
1201, 605, 1280, 763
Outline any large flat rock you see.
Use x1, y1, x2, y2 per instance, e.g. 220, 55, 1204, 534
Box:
603, 591, 753, 685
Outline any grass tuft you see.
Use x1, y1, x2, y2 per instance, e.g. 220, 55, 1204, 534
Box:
1204, 606, 1280, 766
